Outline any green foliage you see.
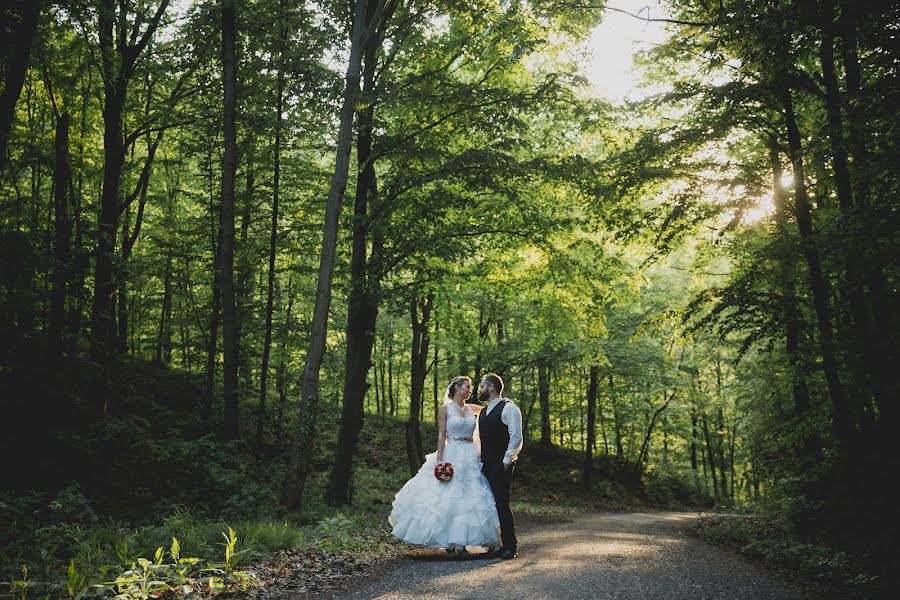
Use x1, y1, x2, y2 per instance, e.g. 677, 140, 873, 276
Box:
694, 514, 879, 594
0, 565, 30, 600
641, 465, 713, 509
87, 533, 259, 600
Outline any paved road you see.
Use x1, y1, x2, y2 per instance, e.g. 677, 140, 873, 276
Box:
343, 512, 815, 600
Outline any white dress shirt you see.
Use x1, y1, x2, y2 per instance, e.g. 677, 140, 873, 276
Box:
484, 397, 523, 466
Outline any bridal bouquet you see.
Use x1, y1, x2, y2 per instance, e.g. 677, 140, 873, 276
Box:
434, 462, 454, 482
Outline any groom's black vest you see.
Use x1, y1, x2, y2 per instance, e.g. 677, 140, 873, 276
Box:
479, 400, 510, 465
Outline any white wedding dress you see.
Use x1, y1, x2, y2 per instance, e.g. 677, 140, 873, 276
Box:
388, 404, 501, 550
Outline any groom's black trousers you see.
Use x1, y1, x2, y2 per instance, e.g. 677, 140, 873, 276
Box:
482, 461, 517, 549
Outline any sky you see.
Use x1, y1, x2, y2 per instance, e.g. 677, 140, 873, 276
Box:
579, 0, 671, 101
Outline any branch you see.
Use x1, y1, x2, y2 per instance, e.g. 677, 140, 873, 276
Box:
560, 2, 712, 27
130, 0, 171, 67
118, 127, 163, 220
371, 91, 535, 162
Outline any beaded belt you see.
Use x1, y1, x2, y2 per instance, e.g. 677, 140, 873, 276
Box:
451, 436, 473, 442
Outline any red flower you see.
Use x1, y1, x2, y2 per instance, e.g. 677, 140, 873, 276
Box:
434, 462, 454, 482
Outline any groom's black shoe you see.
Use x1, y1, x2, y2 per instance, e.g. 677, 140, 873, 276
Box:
494, 547, 517, 560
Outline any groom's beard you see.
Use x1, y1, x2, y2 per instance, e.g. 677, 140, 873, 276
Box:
478, 389, 490, 403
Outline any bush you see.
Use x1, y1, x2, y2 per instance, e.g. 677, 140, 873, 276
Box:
641, 466, 713, 508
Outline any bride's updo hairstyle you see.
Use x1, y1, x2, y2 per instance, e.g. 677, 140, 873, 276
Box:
446, 375, 472, 402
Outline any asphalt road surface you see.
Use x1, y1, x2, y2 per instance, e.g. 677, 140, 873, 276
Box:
342, 512, 815, 600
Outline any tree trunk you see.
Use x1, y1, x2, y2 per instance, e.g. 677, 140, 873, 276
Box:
690, 407, 700, 491
219, 0, 240, 440
235, 163, 254, 396
203, 132, 221, 423
155, 256, 173, 364
769, 141, 821, 462
89, 0, 170, 370
406, 292, 434, 475
49, 111, 71, 363
523, 366, 537, 442
817, 0, 890, 421
67, 67, 90, 351
257, 0, 288, 449
0, 0, 43, 163
281, 0, 369, 509
273, 275, 293, 437
433, 319, 439, 421
375, 339, 384, 416
326, 1, 386, 503
89, 70, 125, 367
779, 84, 856, 446
583, 364, 598, 489
388, 335, 395, 416
702, 412, 719, 502
538, 360, 552, 453
610, 375, 623, 458
117, 209, 130, 355
717, 406, 728, 503
636, 390, 674, 470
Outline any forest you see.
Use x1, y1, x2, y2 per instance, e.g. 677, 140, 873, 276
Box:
0, 0, 897, 598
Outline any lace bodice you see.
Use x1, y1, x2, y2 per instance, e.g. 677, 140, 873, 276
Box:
445, 404, 477, 441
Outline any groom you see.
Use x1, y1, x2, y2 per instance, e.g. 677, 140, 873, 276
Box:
477, 373, 523, 560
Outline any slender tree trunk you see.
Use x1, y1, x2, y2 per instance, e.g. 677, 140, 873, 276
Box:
235, 163, 254, 397
67, 67, 90, 350
769, 142, 811, 413
203, 133, 221, 423
406, 292, 434, 475
433, 319, 439, 421
117, 124, 160, 357
155, 256, 173, 364
779, 84, 855, 446
496, 318, 505, 382
769, 141, 821, 464
702, 412, 719, 502
374, 338, 382, 415
690, 407, 700, 492
610, 375, 623, 458
282, 0, 369, 509
117, 208, 130, 354
388, 335, 395, 416
326, 1, 387, 503
717, 406, 728, 503
257, 0, 288, 449
538, 360, 552, 453
583, 364, 598, 489
636, 390, 674, 470
598, 382, 609, 456
523, 366, 537, 442
66, 69, 87, 353
273, 275, 293, 437
729, 421, 737, 500
220, 0, 240, 440
49, 112, 71, 363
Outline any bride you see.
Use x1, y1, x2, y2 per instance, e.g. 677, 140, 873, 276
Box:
388, 376, 500, 551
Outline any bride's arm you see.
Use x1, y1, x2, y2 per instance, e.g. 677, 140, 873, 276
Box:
436, 404, 448, 463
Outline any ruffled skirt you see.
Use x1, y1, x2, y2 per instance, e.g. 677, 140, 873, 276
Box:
388, 440, 500, 550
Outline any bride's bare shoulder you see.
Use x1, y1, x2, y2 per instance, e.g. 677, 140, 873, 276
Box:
469, 404, 482, 415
